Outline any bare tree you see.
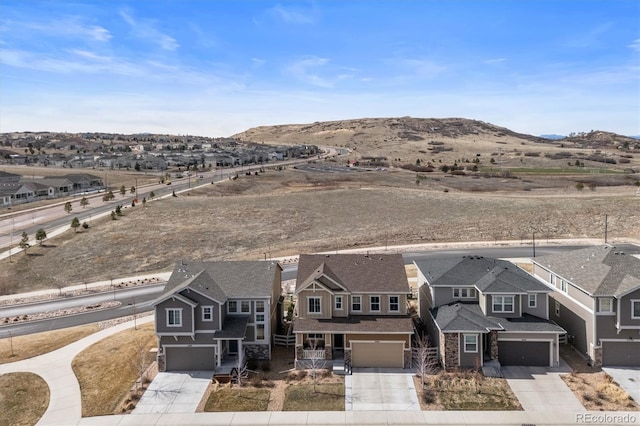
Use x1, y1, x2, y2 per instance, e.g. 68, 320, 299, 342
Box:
232, 350, 249, 386
130, 337, 151, 392
413, 333, 438, 391
303, 338, 326, 392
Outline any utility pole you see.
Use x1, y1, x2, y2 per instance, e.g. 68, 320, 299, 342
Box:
604, 214, 608, 244
532, 231, 536, 258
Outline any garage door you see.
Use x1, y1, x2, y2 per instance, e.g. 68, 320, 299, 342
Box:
499, 341, 550, 366
165, 346, 216, 371
602, 342, 640, 367
351, 341, 404, 368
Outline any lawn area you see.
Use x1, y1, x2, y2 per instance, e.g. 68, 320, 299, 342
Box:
283, 383, 345, 411
72, 322, 155, 417
417, 371, 522, 411
0, 323, 100, 364
0, 372, 50, 426
204, 388, 271, 411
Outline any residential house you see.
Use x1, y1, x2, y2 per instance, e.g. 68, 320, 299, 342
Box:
415, 256, 565, 370
154, 260, 283, 372
293, 254, 414, 369
531, 245, 640, 366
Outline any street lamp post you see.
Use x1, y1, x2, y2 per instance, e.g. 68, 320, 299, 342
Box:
129, 300, 137, 330
532, 231, 536, 258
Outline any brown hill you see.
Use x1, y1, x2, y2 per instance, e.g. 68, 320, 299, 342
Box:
233, 117, 638, 171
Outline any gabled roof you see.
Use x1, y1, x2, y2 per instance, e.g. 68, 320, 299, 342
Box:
533, 245, 640, 297
159, 260, 280, 303
296, 254, 409, 293
415, 256, 549, 294
431, 303, 503, 332
296, 262, 348, 293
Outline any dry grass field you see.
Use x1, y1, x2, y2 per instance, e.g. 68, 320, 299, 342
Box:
1, 165, 638, 293
0, 372, 49, 426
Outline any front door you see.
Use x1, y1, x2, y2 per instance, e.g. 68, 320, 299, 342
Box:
229, 340, 238, 354
334, 334, 344, 349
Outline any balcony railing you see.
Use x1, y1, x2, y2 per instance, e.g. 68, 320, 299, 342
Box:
302, 349, 325, 359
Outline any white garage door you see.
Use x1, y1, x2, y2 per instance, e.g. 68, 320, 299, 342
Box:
351, 341, 404, 368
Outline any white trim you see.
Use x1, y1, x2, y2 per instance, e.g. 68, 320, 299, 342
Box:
492, 295, 515, 313
598, 297, 613, 314
240, 300, 251, 314
388, 295, 400, 313
307, 295, 322, 314
497, 338, 554, 367
631, 299, 640, 320
166, 307, 183, 327
351, 295, 362, 312
202, 305, 214, 322
153, 292, 199, 308
227, 300, 238, 314
453, 288, 476, 299
463, 334, 478, 353
335, 295, 343, 310
528, 294, 537, 308
369, 295, 381, 312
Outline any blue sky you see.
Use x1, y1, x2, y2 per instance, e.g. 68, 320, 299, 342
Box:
1, 1, 638, 137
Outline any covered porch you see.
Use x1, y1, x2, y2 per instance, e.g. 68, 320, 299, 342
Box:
213, 316, 250, 375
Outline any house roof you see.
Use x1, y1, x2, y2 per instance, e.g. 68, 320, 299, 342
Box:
431, 303, 565, 334
157, 260, 279, 305
293, 315, 414, 334
213, 316, 250, 339
431, 303, 503, 332
296, 254, 409, 294
533, 245, 640, 297
414, 256, 550, 294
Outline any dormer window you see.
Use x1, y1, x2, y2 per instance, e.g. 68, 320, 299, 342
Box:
492, 295, 514, 313
453, 288, 476, 299
598, 298, 613, 313
308, 296, 321, 314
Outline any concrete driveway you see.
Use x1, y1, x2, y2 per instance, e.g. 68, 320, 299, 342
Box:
502, 362, 584, 412
345, 368, 420, 411
603, 367, 640, 403
132, 371, 212, 414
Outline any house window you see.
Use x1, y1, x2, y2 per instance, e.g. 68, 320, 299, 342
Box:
308, 296, 321, 314
555, 300, 560, 316
255, 301, 265, 313
389, 296, 399, 312
453, 288, 476, 298
528, 294, 537, 308
560, 280, 568, 293
202, 306, 213, 321
228, 301, 238, 313
256, 314, 265, 322
598, 298, 613, 313
352, 295, 362, 312
370, 296, 381, 312
335, 295, 343, 310
166, 308, 182, 327
241, 301, 250, 313
550, 274, 556, 286
492, 295, 514, 313
256, 324, 265, 340
463, 334, 478, 353
632, 300, 640, 319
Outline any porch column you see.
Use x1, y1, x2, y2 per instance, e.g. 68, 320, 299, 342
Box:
238, 338, 243, 362
215, 340, 221, 368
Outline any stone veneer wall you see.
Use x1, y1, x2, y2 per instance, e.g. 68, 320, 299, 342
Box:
489, 330, 499, 360
404, 349, 412, 368
344, 348, 352, 363
439, 332, 446, 368
593, 347, 602, 367
244, 344, 270, 360
444, 333, 459, 371
157, 352, 166, 372
324, 345, 332, 360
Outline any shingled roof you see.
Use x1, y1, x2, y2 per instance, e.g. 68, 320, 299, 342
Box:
415, 256, 550, 293
296, 253, 409, 293
533, 245, 640, 297
157, 260, 279, 303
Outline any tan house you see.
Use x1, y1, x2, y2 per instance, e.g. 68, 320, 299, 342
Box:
293, 254, 414, 370
532, 245, 640, 366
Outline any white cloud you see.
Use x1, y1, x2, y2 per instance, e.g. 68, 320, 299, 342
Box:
269, 4, 316, 24
9, 17, 112, 42
484, 58, 507, 65
286, 56, 334, 88
629, 38, 640, 52
119, 9, 179, 51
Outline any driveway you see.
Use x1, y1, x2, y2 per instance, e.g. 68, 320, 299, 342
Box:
603, 367, 640, 403
345, 368, 420, 411
132, 371, 212, 414
502, 361, 584, 413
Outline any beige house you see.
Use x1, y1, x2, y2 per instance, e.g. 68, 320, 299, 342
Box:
293, 254, 414, 370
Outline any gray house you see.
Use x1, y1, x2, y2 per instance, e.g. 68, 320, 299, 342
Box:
416, 256, 565, 370
154, 260, 283, 372
531, 245, 640, 366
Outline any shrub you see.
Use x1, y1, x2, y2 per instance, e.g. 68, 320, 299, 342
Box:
259, 361, 271, 372
247, 358, 259, 371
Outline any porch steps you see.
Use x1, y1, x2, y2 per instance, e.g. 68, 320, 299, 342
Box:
332, 357, 351, 375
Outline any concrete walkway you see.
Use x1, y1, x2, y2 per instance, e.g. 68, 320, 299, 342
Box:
132, 371, 212, 414
0, 316, 154, 425
603, 367, 640, 403
502, 361, 584, 412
